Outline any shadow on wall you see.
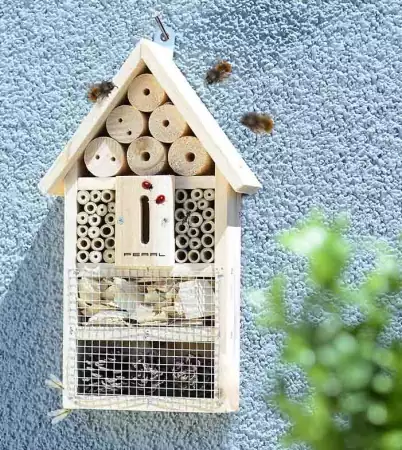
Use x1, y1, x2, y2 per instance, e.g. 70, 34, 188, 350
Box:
0, 198, 232, 450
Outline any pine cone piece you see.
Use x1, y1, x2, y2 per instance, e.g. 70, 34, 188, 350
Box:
128, 349, 166, 395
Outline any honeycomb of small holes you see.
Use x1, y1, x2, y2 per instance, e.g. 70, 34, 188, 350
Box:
76, 190, 116, 264
174, 189, 215, 264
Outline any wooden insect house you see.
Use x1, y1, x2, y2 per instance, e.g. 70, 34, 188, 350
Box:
39, 37, 261, 413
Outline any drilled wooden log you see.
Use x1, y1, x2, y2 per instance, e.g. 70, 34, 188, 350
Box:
84, 137, 127, 177
149, 104, 190, 143
127, 74, 168, 112
127, 136, 168, 175
168, 137, 214, 176
106, 105, 147, 144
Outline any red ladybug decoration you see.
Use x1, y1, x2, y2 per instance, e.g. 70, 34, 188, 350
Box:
142, 180, 153, 190
156, 195, 166, 204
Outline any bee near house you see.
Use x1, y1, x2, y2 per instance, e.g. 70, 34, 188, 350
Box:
240, 112, 274, 134
87, 80, 116, 102
205, 61, 232, 84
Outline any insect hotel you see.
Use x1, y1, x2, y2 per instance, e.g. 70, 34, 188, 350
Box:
39, 37, 261, 413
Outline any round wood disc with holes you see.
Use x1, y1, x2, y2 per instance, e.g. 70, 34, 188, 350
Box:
127, 74, 168, 112
148, 104, 190, 143
168, 136, 214, 176
84, 137, 127, 177
127, 136, 168, 175
106, 105, 147, 144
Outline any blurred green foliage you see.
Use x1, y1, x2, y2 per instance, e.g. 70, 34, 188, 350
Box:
259, 214, 402, 450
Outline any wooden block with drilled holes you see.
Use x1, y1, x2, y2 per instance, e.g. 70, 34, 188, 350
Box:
115, 175, 175, 267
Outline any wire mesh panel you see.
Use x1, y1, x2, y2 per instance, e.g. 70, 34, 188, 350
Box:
76, 341, 214, 399
66, 268, 221, 411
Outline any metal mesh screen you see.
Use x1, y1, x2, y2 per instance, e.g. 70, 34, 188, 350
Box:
66, 267, 221, 410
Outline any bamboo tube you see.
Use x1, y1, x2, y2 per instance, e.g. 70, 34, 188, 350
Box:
106, 105, 147, 143
90, 190, 101, 203
77, 237, 91, 251
174, 208, 187, 221
77, 190, 90, 205
88, 214, 101, 227
168, 137, 214, 176
107, 202, 115, 213
201, 234, 214, 248
77, 212, 89, 225
127, 137, 168, 175
175, 235, 189, 249
84, 202, 97, 215
188, 227, 200, 238
203, 189, 215, 201
149, 104, 189, 143
104, 213, 115, 225
188, 249, 201, 263
89, 251, 102, 263
197, 199, 210, 210
103, 249, 115, 263
175, 189, 188, 204
175, 249, 188, 263
88, 226, 100, 239
96, 204, 108, 217
202, 208, 215, 221
200, 248, 214, 263
100, 224, 114, 238
84, 137, 127, 177
184, 199, 197, 212
77, 225, 88, 238
188, 212, 203, 228
201, 220, 215, 234
76, 250, 89, 263
104, 237, 115, 249
91, 237, 105, 252
175, 221, 189, 235
189, 237, 202, 250
101, 190, 115, 203
190, 189, 203, 201
127, 74, 168, 112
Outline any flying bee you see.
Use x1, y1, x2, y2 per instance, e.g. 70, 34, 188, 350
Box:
205, 61, 232, 84
87, 80, 116, 102
240, 113, 274, 134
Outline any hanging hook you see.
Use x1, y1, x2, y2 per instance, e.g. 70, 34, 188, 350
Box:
154, 14, 169, 42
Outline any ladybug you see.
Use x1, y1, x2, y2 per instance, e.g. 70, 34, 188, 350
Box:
155, 194, 166, 204
142, 180, 153, 190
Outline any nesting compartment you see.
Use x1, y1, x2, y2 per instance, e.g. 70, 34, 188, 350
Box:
76, 189, 116, 263
174, 188, 215, 264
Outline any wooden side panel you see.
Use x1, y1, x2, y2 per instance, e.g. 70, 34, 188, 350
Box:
62, 165, 79, 409
39, 43, 146, 196
115, 176, 175, 267
215, 169, 242, 412
141, 39, 261, 195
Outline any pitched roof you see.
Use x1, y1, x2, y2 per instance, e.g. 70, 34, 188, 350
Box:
39, 39, 261, 196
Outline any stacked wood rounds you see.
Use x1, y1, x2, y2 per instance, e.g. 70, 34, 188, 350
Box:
84, 137, 127, 177
128, 74, 168, 112
106, 105, 147, 143
168, 136, 213, 176
127, 137, 168, 175
82, 70, 214, 177
148, 103, 190, 143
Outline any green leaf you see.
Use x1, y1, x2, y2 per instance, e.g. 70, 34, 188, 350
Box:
367, 403, 388, 426
256, 276, 287, 329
